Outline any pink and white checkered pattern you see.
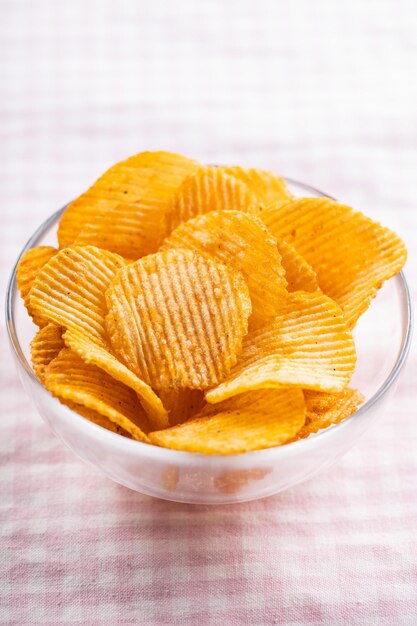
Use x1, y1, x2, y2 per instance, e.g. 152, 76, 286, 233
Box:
1, 1, 416, 624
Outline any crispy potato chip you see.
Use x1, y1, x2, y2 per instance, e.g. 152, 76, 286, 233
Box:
162, 210, 287, 324
16, 246, 57, 326
65, 401, 133, 438
149, 389, 305, 454
30, 323, 64, 382
63, 328, 168, 430
262, 198, 407, 327
59, 151, 200, 257
44, 348, 151, 442
206, 291, 356, 404
294, 388, 364, 439
29, 245, 168, 428
276, 240, 319, 292
158, 388, 205, 426
30, 245, 125, 343
214, 467, 270, 494
165, 165, 259, 234
105, 249, 251, 389
221, 166, 293, 205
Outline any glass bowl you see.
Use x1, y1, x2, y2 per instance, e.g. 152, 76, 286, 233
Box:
5, 180, 413, 504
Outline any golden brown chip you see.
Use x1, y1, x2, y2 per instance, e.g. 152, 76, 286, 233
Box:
261, 198, 407, 327
105, 249, 252, 389
221, 165, 293, 205
63, 328, 168, 430
16, 246, 57, 326
206, 291, 356, 404
58, 151, 200, 257
30, 323, 64, 382
158, 388, 205, 426
30, 245, 125, 343
149, 389, 305, 454
65, 401, 133, 438
29, 245, 168, 428
276, 240, 319, 292
162, 210, 287, 325
44, 348, 151, 442
294, 388, 364, 439
165, 165, 259, 234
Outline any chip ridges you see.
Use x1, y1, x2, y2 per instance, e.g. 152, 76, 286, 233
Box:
149, 389, 306, 454
163, 210, 288, 324
206, 291, 356, 403
63, 328, 168, 430
30, 245, 125, 343
16, 246, 57, 327
105, 249, 252, 389
58, 151, 200, 257
165, 165, 259, 234
262, 197, 407, 327
221, 165, 293, 205
30, 323, 64, 382
44, 348, 151, 442
276, 240, 319, 292
294, 388, 364, 439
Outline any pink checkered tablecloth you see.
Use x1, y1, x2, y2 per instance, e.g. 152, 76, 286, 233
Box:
1, 1, 416, 624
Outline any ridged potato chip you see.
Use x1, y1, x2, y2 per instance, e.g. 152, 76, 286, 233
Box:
162, 210, 287, 324
16, 246, 57, 326
165, 165, 259, 234
277, 240, 319, 292
221, 166, 292, 205
29, 245, 168, 428
59, 151, 200, 257
44, 349, 151, 442
30, 323, 64, 383
262, 198, 407, 327
295, 388, 364, 439
30, 245, 125, 343
149, 389, 305, 454
65, 401, 133, 438
62, 328, 167, 429
158, 388, 205, 426
105, 249, 251, 389
206, 291, 356, 404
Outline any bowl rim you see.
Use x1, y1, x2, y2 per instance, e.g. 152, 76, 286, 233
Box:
5, 177, 413, 462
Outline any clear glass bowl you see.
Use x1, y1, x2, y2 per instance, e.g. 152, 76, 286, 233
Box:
5, 180, 413, 504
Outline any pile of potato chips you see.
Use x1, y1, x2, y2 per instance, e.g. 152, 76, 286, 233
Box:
17, 151, 407, 454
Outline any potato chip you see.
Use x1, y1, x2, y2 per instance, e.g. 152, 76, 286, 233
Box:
30, 245, 125, 343
29, 245, 168, 428
30, 323, 64, 382
162, 210, 287, 324
165, 165, 259, 234
295, 388, 364, 439
105, 249, 251, 389
44, 348, 151, 442
149, 389, 305, 454
261, 198, 407, 327
16, 246, 57, 326
65, 401, 133, 438
62, 328, 168, 431
206, 291, 356, 404
221, 165, 293, 205
276, 240, 319, 292
158, 388, 205, 426
58, 151, 200, 257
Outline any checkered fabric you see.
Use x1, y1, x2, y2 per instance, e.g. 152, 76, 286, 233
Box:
1, 1, 416, 624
